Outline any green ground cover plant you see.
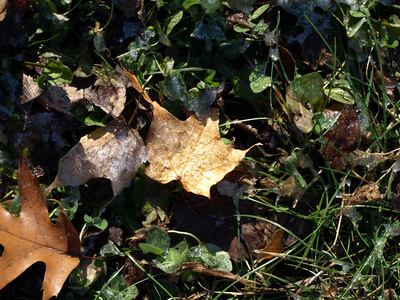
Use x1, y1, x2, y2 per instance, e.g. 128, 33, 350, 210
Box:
1, 0, 400, 299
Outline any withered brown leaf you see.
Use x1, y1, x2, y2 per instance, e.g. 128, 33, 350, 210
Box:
52, 120, 148, 195
341, 183, 382, 206
0, 151, 81, 300
144, 101, 250, 198
256, 228, 285, 261
322, 105, 361, 170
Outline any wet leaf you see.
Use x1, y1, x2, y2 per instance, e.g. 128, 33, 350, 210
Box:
164, 10, 183, 35
154, 248, 182, 274
52, 120, 148, 196
285, 73, 326, 133
183, 0, 199, 9
192, 15, 227, 51
278, 46, 295, 81
184, 88, 216, 113
286, 97, 314, 133
226, 12, 254, 29
321, 105, 361, 170
199, 0, 222, 14
325, 80, 355, 105
249, 62, 272, 93
144, 101, 251, 198
0, 151, 81, 300
159, 70, 187, 101
188, 243, 232, 272
139, 226, 170, 255
288, 72, 325, 112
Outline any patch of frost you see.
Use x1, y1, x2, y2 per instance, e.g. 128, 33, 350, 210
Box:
123, 22, 140, 39
129, 29, 155, 60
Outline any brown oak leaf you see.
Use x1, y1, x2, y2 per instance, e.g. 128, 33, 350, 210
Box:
51, 119, 148, 196
0, 151, 81, 300
144, 101, 250, 198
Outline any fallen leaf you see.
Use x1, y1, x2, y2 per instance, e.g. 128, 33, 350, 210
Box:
84, 65, 129, 118
123, 257, 146, 286
278, 46, 295, 81
391, 183, 400, 212
0, 151, 81, 300
84, 86, 126, 118
52, 120, 148, 196
124, 70, 253, 197
256, 228, 285, 261
286, 72, 325, 133
144, 101, 250, 198
226, 12, 254, 29
347, 149, 387, 169
124, 70, 153, 103
21, 74, 42, 104
321, 105, 361, 170
21, 75, 76, 116
0, 0, 6, 22
341, 183, 382, 206
374, 66, 398, 102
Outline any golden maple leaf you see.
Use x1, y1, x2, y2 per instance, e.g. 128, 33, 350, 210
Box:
144, 101, 250, 198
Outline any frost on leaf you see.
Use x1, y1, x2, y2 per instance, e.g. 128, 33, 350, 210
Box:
53, 120, 148, 195
0, 151, 81, 300
144, 101, 250, 198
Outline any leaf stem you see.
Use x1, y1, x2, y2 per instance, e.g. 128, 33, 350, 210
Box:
167, 230, 202, 245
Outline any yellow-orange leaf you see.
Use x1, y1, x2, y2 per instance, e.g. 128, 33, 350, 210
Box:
144, 101, 250, 198
0, 152, 81, 300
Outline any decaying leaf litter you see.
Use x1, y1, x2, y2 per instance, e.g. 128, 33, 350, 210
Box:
1, 0, 400, 299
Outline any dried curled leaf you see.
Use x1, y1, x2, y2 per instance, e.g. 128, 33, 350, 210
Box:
341, 183, 382, 206
144, 102, 250, 198
0, 152, 81, 300
53, 120, 148, 195
84, 86, 126, 118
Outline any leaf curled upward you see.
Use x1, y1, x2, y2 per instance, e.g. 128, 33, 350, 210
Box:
0, 151, 81, 300
145, 101, 250, 198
